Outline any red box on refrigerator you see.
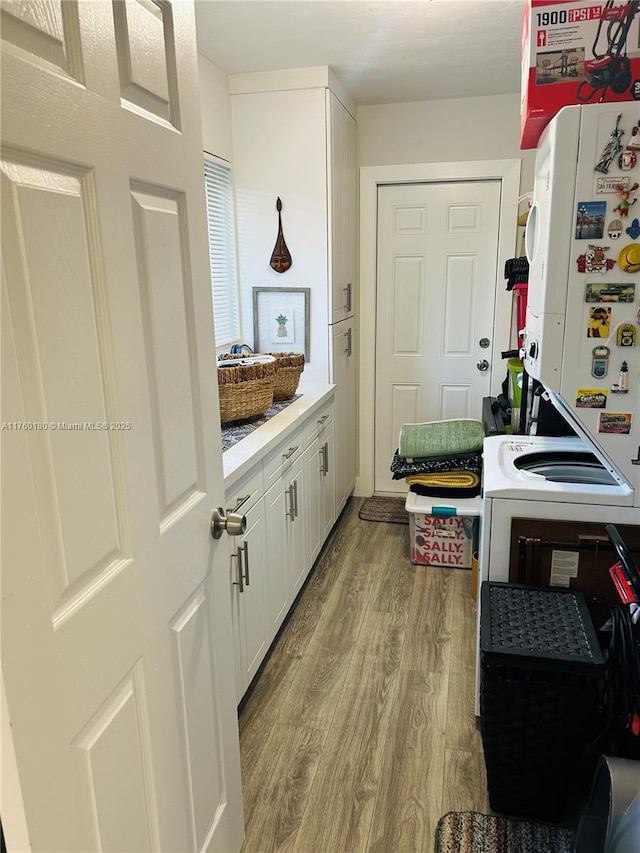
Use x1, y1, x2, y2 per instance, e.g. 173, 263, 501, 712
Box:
521, 0, 640, 149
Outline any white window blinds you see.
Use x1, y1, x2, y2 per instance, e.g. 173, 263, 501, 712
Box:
204, 158, 241, 349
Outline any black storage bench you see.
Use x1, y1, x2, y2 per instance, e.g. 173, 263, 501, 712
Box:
479, 582, 605, 820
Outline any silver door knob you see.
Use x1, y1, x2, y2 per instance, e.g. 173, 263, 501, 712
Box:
211, 507, 247, 539
476, 359, 490, 372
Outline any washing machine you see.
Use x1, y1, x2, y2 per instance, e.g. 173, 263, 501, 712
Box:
475, 433, 638, 714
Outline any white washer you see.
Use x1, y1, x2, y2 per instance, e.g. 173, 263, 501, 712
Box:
475, 434, 639, 715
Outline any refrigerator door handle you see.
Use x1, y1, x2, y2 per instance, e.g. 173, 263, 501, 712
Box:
525, 201, 539, 264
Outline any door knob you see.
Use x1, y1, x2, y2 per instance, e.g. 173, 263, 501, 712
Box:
211, 507, 247, 539
476, 359, 490, 372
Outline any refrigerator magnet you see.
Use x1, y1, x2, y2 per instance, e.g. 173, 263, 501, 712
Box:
577, 246, 615, 274
619, 149, 637, 170
598, 412, 632, 434
616, 323, 637, 346
626, 218, 640, 239
576, 202, 606, 239
595, 114, 624, 174
591, 346, 610, 378
587, 307, 612, 338
576, 389, 607, 408
597, 176, 630, 193
608, 219, 623, 240
585, 282, 635, 302
618, 242, 640, 272
612, 182, 639, 218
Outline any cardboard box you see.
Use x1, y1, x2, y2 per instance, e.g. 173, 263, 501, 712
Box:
409, 512, 475, 568
521, 0, 640, 149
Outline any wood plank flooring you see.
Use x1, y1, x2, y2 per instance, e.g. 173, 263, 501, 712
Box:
238, 497, 489, 853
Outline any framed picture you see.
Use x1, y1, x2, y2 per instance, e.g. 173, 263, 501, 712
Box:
253, 287, 310, 361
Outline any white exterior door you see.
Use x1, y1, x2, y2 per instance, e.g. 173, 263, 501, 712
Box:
374, 181, 501, 494
1, 3, 243, 852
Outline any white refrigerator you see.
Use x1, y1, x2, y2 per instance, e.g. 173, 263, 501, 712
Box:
524, 102, 640, 510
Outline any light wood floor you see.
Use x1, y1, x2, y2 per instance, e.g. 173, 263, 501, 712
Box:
238, 497, 489, 853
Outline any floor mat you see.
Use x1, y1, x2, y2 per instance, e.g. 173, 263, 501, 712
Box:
358, 496, 409, 524
434, 811, 575, 853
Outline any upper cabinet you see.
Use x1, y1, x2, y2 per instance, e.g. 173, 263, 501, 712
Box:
328, 90, 357, 324
230, 70, 357, 385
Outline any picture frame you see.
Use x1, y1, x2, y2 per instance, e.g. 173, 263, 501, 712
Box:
253, 287, 310, 361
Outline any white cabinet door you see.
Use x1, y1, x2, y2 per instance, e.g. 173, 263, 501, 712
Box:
288, 453, 308, 598
263, 479, 290, 635
231, 497, 268, 700
332, 318, 358, 515
306, 438, 324, 566
343, 105, 357, 320
320, 425, 336, 542
306, 417, 335, 566
328, 92, 356, 325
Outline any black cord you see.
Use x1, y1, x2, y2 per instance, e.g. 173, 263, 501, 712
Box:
602, 605, 640, 753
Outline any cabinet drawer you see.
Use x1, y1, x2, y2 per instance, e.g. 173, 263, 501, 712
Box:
225, 465, 264, 514
263, 431, 304, 487
305, 402, 334, 447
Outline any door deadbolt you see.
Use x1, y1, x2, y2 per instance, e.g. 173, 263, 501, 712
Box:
479, 337, 490, 349
476, 359, 490, 372
211, 507, 247, 539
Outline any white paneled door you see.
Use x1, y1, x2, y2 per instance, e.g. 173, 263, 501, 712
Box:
375, 181, 501, 494
1, 2, 243, 852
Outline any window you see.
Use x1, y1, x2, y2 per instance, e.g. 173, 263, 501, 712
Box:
204, 157, 241, 349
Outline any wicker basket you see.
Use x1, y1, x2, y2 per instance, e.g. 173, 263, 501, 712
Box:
268, 352, 305, 401
217, 355, 276, 424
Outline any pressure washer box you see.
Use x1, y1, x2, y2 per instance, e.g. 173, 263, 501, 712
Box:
405, 493, 482, 568
521, 0, 640, 149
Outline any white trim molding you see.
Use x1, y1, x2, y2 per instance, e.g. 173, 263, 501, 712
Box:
356, 159, 521, 497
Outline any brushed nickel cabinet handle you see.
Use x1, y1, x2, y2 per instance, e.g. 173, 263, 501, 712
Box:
323, 441, 329, 476
293, 479, 299, 518
232, 549, 244, 594
286, 484, 295, 520
283, 445, 299, 460
319, 444, 326, 474
318, 414, 329, 427
240, 541, 250, 586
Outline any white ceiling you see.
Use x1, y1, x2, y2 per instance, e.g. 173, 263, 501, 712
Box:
195, 0, 526, 106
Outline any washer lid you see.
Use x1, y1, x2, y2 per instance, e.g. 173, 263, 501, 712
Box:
542, 389, 632, 490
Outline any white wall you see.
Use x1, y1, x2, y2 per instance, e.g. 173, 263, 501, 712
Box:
198, 54, 233, 162
357, 93, 536, 194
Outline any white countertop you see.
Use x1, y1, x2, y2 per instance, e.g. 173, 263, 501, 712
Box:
223, 383, 335, 488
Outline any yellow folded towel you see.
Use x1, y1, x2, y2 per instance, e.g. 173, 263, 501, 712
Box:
405, 472, 480, 489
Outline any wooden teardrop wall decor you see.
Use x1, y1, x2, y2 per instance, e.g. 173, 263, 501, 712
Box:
270, 197, 292, 273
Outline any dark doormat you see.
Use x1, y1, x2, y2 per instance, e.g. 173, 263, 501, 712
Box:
434, 811, 575, 853
358, 496, 409, 524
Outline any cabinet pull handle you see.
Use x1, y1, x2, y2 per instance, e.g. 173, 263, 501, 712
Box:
344, 328, 352, 356
240, 541, 250, 587
318, 414, 329, 427
283, 445, 298, 460
343, 284, 349, 311
233, 549, 244, 594
293, 479, 299, 518
286, 484, 296, 520
346, 282, 352, 312
319, 444, 325, 474
323, 441, 329, 476
231, 494, 251, 512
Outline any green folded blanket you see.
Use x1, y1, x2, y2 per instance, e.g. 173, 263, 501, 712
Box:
399, 419, 485, 460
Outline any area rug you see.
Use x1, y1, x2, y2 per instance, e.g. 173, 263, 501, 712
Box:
435, 811, 575, 853
358, 496, 409, 524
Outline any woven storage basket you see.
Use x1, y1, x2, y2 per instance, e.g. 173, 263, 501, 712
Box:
217, 356, 276, 424
268, 352, 305, 401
